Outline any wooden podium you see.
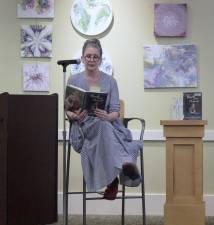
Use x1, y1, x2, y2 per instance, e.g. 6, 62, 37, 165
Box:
0, 93, 58, 225
160, 120, 207, 225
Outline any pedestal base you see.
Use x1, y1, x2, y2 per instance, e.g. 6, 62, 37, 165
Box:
164, 202, 205, 225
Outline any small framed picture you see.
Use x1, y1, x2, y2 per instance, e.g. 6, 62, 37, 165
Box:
21, 25, 52, 58
183, 92, 202, 120
17, 0, 54, 18
154, 3, 187, 37
23, 63, 49, 92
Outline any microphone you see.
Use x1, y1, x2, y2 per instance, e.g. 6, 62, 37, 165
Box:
57, 59, 81, 66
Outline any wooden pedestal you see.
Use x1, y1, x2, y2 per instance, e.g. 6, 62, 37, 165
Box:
0, 93, 58, 225
160, 120, 207, 225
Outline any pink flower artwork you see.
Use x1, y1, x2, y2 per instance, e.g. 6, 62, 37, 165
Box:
154, 3, 187, 37
17, 0, 54, 18
23, 63, 49, 92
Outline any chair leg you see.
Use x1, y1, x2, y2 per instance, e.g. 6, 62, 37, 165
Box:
121, 184, 125, 225
65, 143, 71, 225
140, 151, 146, 225
83, 178, 87, 225
141, 174, 146, 225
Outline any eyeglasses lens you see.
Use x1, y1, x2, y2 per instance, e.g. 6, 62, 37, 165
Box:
85, 54, 100, 62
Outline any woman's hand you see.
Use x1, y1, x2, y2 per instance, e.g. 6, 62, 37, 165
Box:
66, 109, 88, 121
94, 109, 119, 122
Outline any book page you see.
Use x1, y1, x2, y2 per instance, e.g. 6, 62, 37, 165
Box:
89, 85, 101, 93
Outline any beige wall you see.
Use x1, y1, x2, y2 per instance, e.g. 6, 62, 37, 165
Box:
1, 0, 214, 194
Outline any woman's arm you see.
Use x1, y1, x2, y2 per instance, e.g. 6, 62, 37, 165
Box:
108, 77, 120, 114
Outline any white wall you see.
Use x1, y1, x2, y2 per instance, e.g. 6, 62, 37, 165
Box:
1, 0, 214, 214
1, 0, 214, 128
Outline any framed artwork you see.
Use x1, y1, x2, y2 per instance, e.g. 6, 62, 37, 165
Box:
21, 25, 52, 58
154, 3, 187, 37
70, 0, 113, 36
144, 44, 197, 88
70, 49, 113, 75
17, 0, 54, 18
23, 63, 49, 92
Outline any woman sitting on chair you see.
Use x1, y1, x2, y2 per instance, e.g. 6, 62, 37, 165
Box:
65, 38, 143, 200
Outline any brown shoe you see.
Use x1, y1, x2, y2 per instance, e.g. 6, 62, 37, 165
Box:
103, 177, 119, 200
122, 162, 140, 180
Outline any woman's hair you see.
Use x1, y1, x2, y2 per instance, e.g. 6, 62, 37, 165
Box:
82, 38, 103, 58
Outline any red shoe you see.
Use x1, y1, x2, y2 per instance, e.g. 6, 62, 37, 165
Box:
103, 177, 119, 200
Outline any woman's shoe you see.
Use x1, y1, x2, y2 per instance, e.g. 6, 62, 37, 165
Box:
103, 177, 119, 200
122, 162, 140, 180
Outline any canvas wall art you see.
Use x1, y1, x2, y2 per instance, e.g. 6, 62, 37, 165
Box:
70, 0, 113, 36
144, 44, 197, 88
154, 3, 187, 37
70, 49, 113, 75
23, 63, 49, 91
17, 0, 54, 18
21, 25, 52, 58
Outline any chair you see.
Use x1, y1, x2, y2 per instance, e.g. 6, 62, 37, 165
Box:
64, 100, 146, 225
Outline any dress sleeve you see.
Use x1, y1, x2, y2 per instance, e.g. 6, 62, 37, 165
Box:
67, 74, 74, 86
108, 77, 120, 113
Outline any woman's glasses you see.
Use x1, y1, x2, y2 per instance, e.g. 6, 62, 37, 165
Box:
84, 54, 100, 62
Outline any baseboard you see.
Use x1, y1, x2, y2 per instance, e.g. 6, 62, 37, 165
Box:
57, 192, 214, 216
58, 129, 214, 141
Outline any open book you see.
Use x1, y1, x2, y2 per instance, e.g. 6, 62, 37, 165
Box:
65, 84, 108, 116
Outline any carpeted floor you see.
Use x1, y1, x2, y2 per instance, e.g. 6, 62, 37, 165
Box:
50, 215, 214, 225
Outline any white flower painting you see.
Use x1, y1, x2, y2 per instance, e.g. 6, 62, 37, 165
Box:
21, 25, 52, 58
17, 0, 54, 18
23, 63, 49, 92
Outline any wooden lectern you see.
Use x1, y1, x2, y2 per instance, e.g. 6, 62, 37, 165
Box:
0, 93, 58, 225
160, 120, 207, 225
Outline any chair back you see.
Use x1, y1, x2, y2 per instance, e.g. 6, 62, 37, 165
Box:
119, 99, 125, 120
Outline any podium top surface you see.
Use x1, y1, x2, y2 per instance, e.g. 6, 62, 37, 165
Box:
160, 120, 207, 126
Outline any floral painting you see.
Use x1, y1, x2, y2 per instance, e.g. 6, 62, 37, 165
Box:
23, 63, 49, 91
70, 49, 113, 75
144, 44, 197, 88
17, 0, 54, 18
154, 3, 187, 37
21, 25, 52, 58
70, 0, 113, 36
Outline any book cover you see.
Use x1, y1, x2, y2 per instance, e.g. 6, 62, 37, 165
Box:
183, 92, 202, 120
65, 84, 107, 116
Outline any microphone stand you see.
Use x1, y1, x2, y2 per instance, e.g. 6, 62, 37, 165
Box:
57, 61, 71, 225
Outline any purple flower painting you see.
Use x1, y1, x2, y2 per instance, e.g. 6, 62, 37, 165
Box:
21, 25, 52, 58
17, 0, 54, 18
23, 63, 49, 91
154, 3, 187, 37
144, 44, 197, 88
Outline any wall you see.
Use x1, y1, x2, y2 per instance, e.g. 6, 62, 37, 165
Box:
1, 0, 214, 215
